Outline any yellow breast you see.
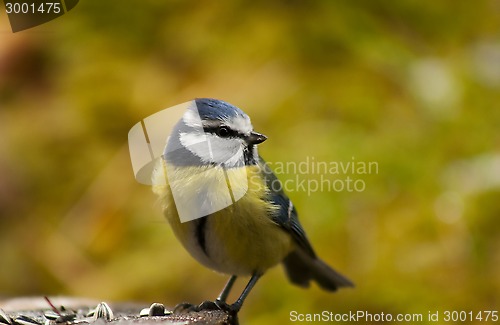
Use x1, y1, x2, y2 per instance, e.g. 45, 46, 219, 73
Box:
153, 160, 293, 275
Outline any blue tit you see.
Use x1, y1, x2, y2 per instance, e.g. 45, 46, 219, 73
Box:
152, 98, 353, 312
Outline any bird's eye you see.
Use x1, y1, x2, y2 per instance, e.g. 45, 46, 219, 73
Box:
217, 126, 231, 137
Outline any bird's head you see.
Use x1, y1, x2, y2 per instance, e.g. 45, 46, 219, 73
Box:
165, 98, 267, 167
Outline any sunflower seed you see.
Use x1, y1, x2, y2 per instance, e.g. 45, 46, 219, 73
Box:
139, 303, 172, 317
14, 316, 40, 325
42, 312, 59, 321
148, 303, 166, 316
93, 303, 113, 321
0, 310, 11, 325
139, 308, 149, 318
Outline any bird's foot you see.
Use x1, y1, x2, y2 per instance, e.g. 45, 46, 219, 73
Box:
174, 300, 240, 315
173, 300, 239, 325
214, 299, 241, 314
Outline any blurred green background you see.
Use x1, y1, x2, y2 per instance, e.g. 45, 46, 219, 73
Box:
1, 1, 499, 324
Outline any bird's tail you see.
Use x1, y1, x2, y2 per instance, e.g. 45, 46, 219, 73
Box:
283, 250, 354, 291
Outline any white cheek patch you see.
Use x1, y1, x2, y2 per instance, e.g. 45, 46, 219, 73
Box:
179, 132, 208, 147
180, 132, 245, 167
179, 132, 213, 163
207, 135, 245, 167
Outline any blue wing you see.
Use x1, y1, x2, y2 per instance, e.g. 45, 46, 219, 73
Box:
258, 156, 354, 291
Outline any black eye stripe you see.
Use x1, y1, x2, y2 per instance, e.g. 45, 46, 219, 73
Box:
203, 126, 244, 139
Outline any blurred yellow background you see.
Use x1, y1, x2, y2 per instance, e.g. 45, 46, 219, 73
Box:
0, 1, 499, 324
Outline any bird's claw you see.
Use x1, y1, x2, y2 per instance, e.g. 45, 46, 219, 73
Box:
214, 299, 240, 314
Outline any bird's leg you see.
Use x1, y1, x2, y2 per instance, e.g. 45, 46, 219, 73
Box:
195, 275, 239, 312
217, 275, 237, 303
229, 273, 261, 313
209, 273, 261, 313
213, 275, 237, 311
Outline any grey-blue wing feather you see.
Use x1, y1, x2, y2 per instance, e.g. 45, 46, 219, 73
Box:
257, 157, 316, 258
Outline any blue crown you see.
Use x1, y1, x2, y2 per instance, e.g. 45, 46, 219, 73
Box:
195, 98, 247, 121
